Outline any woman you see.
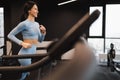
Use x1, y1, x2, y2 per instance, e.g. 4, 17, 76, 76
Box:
7, 1, 46, 80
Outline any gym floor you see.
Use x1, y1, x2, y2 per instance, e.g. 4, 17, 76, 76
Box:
25, 62, 120, 80
90, 65, 120, 80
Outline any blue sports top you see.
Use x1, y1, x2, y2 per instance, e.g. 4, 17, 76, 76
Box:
8, 19, 45, 45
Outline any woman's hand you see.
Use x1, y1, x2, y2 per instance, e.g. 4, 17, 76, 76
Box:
40, 25, 46, 35
21, 42, 32, 48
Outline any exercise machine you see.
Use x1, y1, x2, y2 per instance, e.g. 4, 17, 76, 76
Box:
0, 9, 100, 80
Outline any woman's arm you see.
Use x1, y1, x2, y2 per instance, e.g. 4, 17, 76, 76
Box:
7, 22, 25, 45
38, 24, 46, 42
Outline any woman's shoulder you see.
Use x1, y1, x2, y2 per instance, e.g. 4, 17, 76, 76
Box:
19, 20, 27, 25
19, 20, 32, 27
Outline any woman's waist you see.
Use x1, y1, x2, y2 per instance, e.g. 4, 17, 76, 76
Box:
23, 39, 38, 44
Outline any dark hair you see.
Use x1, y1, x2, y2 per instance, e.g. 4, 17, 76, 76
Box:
21, 1, 37, 21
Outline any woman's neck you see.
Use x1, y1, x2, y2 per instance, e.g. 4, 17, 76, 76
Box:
27, 15, 35, 22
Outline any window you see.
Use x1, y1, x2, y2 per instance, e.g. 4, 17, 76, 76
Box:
89, 6, 103, 36
88, 38, 104, 55
106, 4, 120, 38
89, 4, 120, 55
0, 7, 4, 56
105, 4, 120, 54
88, 6, 104, 55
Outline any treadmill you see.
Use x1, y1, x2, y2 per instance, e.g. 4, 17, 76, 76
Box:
0, 9, 100, 80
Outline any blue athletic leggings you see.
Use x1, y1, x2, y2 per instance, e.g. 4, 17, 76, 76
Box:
18, 45, 36, 80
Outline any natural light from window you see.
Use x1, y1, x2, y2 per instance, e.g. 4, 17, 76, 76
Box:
106, 4, 120, 38
89, 6, 103, 36
0, 7, 4, 56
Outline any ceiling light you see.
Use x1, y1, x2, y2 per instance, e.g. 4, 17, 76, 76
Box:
58, 0, 77, 6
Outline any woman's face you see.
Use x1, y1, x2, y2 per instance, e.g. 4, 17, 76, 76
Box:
28, 4, 39, 18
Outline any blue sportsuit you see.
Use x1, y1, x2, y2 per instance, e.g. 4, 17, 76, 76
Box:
7, 19, 45, 80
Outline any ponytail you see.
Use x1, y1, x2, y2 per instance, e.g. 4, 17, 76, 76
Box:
21, 13, 28, 21
20, 1, 37, 21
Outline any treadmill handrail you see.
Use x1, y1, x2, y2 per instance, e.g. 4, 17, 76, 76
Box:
1, 53, 47, 59
48, 9, 100, 58
0, 56, 50, 73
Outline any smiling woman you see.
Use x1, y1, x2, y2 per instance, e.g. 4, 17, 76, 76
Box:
7, 1, 46, 80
